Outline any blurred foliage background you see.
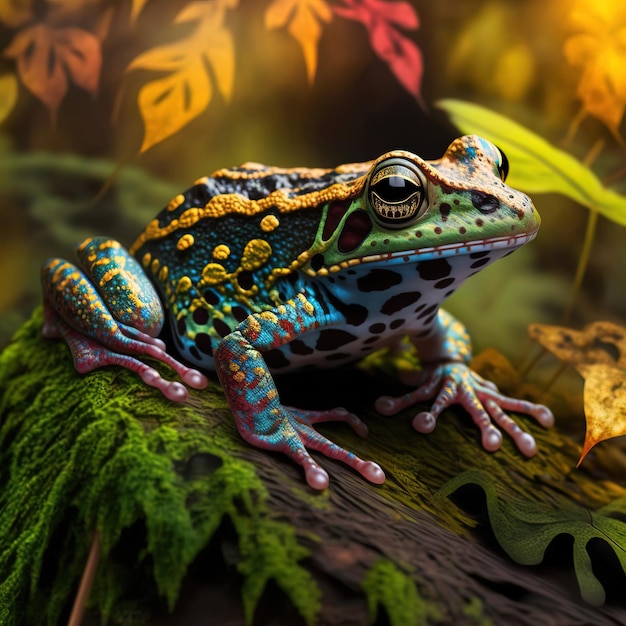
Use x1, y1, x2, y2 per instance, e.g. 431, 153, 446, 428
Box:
0, 0, 624, 360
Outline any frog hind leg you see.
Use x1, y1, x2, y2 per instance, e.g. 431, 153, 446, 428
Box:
215, 293, 385, 490
41, 252, 208, 402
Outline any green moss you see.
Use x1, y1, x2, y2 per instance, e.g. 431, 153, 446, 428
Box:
361, 559, 435, 626
0, 308, 320, 625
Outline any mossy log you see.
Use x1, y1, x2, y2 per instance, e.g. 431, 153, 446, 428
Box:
1, 309, 626, 625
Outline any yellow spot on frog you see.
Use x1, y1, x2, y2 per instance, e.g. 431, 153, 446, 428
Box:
241, 239, 272, 271
150, 258, 160, 275
177, 276, 192, 293
158, 265, 169, 282
260, 214, 279, 232
176, 233, 195, 251
142, 252, 151, 268
202, 262, 228, 285
212, 244, 231, 260
168, 193, 185, 211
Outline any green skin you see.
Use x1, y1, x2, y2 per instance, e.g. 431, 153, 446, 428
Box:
41, 135, 554, 490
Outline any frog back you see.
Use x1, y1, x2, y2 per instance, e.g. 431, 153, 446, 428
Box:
130, 161, 369, 367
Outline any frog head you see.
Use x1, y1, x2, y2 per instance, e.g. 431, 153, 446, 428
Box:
304, 135, 540, 275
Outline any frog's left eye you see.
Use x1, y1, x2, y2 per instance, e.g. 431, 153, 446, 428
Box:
496, 147, 509, 182
368, 162, 426, 227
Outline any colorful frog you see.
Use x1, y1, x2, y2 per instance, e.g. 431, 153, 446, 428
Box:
41, 135, 554, 490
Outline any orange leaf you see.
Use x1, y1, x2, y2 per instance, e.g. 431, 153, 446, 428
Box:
4, 23, 102, 120
577, 363, 626, 465
265, 0, 332, 83
334, 0, 422, 98
127, 0, 236, 152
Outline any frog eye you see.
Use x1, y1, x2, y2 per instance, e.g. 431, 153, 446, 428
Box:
368, 162, 426, 227
496, 147, 509, 182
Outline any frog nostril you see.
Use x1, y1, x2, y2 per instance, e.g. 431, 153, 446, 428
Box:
471, 191, 500, 214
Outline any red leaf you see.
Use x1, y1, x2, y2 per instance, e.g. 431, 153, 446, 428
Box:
334, 0, 422, 99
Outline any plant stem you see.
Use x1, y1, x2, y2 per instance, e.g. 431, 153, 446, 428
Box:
564, 206, 598, 323
563, 138, 604, 323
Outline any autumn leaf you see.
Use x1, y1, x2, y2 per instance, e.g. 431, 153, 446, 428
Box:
334, 0, 422, 99
130, 0, 150, 26
265, 0, 332, 84
127, 0, 237, 153
529, 321, 626, 464
528, 321, 626, 368
0, 74, 18, 125
0, 0, 32, 28
3, 23, 102, 120
577, 364, 626, 465
564, 0, 626, 140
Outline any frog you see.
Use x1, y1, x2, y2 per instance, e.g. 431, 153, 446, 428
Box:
41, 135, 554, 490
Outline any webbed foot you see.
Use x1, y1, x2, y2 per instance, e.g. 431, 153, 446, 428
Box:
237, 405, 385, 490
375, 361, 553, 456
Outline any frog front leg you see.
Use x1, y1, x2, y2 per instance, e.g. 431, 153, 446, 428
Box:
214, 293, 385, 490
376, 310, 554, 455
41, 237, 208, 401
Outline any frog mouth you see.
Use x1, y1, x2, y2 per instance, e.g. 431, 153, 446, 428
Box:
358, 229, 539, 265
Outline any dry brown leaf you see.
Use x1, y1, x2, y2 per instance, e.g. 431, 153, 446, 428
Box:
577, 363, 626, 465
127, 0, 237, 152
4, 23, 101, 120
265, 0, 332, 83
529, 321, 625, 368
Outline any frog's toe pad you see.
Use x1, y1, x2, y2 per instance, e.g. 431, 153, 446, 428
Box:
412, 412, 436, 433
356, 460, 386, 484
141, 369, 189, 402
304, 463, 330, 490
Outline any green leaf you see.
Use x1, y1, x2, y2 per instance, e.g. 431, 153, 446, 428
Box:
439, 470, 626, 605
437, 99, 626, 227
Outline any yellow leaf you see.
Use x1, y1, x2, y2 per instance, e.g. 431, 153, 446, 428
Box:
577, 364, 626, 465
130, 0, 150, 26
565, 0, 626, 139
265, 0, 332, 83
0, 0, 32, 27
136, 59, 211, 153
127, 0, 237, 152
0, 74, 18, 125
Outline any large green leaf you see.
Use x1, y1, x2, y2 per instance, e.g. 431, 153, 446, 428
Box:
439, 470, 626, 605
437, 99, 626, 226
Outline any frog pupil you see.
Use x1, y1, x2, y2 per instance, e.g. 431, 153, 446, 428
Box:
496, 147, 509, 181
372, 177, 419, 203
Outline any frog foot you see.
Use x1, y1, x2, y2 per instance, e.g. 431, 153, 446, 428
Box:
375, 361, 554, 457
43, 303, 208, 403
240, 406, 385, 490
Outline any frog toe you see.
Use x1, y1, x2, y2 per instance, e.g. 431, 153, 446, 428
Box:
288, 406, 369, 438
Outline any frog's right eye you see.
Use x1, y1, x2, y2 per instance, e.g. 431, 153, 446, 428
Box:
368, 162, 426, 228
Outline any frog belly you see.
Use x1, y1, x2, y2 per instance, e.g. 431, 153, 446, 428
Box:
169, 246, 513, 374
